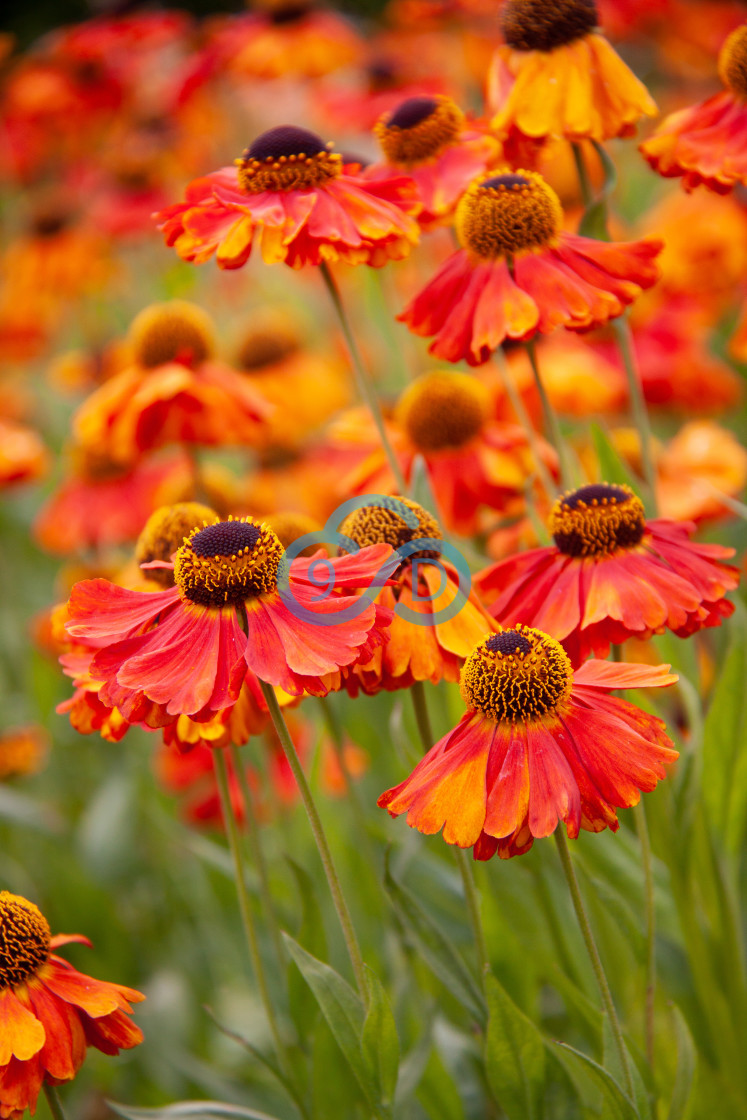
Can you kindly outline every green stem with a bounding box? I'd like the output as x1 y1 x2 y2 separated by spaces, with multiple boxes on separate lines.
260 679 369 1003
320 261 407 494
43 1085 66 1120
555 829 634 1098
229 743 286 982
525 339 573 491
411 681 489 989
495 348 557 502
212 749 291 1075
411 679 434 749
572 141 593 208
634 800 656 1072
612 317 658 514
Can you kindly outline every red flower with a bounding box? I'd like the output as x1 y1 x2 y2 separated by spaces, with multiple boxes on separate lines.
640 23 747 193
399 169 661 366
372 95 499 229
156 125 420 270
476 483 740 664
0 892 143 1119
65 516 396 718
379 626 678 859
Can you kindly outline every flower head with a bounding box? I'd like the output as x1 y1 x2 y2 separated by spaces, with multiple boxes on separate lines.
337 497 499 693
398 170 661 365
156 124 420 270
379 627 678 859
0 892 144 1118
489 0 657 142
65 515 397 713
135 501 219 587
640 21 747 193
476 482 740 663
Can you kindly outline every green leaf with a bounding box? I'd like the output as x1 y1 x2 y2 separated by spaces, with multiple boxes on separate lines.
108 1103 283 1120
416 1046 466 1120
552 1042 639 1120
384 857 486 1023
484 970 545 1120
701 607 747 852
666 1006 696 1120
282 933 377 1110
590 424 640 492
361 967 400 1112
286 857 327 1040
312 1016 365 1119
601 1016 651 1120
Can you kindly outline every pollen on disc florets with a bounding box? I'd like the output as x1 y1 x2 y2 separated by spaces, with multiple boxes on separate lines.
135 502 219 587
374 96 465 166
719 24 747 100
339 496 442 560
549 482 647 557
456 169 563 261
460 626 572 723
174 516 284 606
0 891 51 990
129 300 215 370
236 125 342 193
501 0 599 52
396 371 490 453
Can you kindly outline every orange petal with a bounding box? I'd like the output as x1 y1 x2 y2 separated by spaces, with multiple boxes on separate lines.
0 988 45 1064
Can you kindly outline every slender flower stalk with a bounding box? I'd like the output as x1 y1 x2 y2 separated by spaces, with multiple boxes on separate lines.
43 1085 67 1120
320 261 407 493
411 680 489 989
612 317 659 514
494 347 557 505
525 338 574 490
555 829 634 1097
260 679 369 1003
572 142 594 208
229 743 286 982
635 800 656 1071
212 749 294 1082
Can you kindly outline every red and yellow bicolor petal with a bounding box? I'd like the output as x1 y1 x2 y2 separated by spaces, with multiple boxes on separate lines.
489 34 657 143
399 233 661 366
640 91 747 194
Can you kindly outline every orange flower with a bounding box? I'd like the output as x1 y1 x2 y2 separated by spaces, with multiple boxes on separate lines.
156 125 420 270
72 302 270 464
233 310 351 450
640 22 747 193
379 627 678 859
0 892 143 1119
488 0 657 143
398 169 661 365
0 727 48 781
656 421 747 523
372 95 499 229
210 0 363 81
333 373 557 535
0 420 48 488
34 448 192 556
476 482 740 664
337 497 500 693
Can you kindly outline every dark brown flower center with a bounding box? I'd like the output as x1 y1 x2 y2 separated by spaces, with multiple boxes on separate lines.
0 892 51 990
339 497 442 560
395 371 489 452
375 95 464 166
461 626 572 723
129 301 214 369
236 126 341 192
501 0 599 53
549 483 646 557
135 502 218 587
719 24 747 100
456 169 562 260
174 517 284 606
